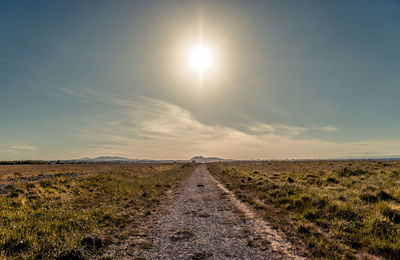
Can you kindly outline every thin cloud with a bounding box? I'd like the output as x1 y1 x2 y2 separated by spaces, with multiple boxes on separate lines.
11 145 36 151
7 145 37 154
70 96 400 160
319 126 338 132
248 123 338 136
56 87 87 99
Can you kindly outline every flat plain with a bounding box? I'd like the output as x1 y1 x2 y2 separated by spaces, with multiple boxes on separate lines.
2 160 400 259
0 163 195 259
208 160 400 259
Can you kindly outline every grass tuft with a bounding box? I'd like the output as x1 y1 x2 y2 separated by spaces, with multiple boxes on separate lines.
208 160 400 258
0 163 195 259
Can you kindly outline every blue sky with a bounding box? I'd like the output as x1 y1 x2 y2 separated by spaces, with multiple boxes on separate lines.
1 0 400 160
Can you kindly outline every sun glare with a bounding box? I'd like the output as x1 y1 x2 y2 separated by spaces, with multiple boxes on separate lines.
187 43 214 76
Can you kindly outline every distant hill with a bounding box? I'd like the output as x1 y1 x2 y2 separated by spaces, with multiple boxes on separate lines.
49 156 233 164
77 156 232 163
79 156 132 162
190 156 232 163
51 156 190 164
74 156 188 164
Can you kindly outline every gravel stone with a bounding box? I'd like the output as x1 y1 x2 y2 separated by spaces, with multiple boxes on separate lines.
141 165 281 259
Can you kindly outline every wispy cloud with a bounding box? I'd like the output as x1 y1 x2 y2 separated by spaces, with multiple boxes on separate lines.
7 145 37 154
248 123 338 136
56 87 87 99
68 95 400 160
11 145 36 151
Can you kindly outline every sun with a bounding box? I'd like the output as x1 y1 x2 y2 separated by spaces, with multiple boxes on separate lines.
187 43 214 76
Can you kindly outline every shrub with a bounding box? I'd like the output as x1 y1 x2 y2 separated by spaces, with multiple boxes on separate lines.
337 167 370 177
326 177 339 184
379 204 400 224
377 191 393 201
360 193 379 203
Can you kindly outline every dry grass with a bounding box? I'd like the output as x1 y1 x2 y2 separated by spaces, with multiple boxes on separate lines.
0 163 174 181
208 160 400 259
0 163 195 259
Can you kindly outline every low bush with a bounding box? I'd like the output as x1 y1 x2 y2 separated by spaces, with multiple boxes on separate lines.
208 160 400 258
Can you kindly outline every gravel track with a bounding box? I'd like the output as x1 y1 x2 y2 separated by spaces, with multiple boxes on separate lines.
137 165 302 259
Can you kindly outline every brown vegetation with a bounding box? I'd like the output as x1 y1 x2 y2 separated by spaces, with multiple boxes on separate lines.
208 160 400 259
0 163 195 259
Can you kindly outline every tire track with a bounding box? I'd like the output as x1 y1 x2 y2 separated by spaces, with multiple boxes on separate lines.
138 165 303 259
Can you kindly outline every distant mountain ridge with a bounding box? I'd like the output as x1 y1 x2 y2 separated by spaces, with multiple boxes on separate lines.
190 156 233 163
60 155 233 163
73 156 187 163
5 156 400 165
79 156 131 162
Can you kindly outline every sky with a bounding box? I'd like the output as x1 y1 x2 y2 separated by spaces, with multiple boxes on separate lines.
1 0 400 160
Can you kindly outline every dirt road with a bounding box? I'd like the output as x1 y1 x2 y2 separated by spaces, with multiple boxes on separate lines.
135 165 302 259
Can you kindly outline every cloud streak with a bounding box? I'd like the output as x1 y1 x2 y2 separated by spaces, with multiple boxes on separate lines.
7 145 37 154
70 95 400 160
248 123 338 136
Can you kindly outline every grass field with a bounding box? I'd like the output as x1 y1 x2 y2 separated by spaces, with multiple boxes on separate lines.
208 160 400 259
0 163 195 259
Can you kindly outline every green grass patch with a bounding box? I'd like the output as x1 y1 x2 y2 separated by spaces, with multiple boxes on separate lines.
208 160 400 259
0 163 194 259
